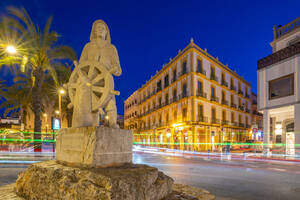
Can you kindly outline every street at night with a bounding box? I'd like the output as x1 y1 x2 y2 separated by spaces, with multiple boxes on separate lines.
1 150 300 200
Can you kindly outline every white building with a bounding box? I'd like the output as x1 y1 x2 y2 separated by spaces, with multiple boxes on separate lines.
257 17 300 156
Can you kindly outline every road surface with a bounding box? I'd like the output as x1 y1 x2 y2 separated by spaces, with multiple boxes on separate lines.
1 151 300 200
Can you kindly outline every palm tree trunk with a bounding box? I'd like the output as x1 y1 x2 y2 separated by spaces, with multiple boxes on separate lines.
32 68 44 152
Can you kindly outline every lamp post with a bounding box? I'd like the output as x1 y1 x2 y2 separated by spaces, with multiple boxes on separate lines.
58 88 65 127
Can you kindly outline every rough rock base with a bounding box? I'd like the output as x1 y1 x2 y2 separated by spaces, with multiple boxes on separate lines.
1 184 215 200
15 160 173 200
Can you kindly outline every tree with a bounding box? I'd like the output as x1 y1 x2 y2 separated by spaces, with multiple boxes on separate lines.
0 7 76 151
0 72 32 129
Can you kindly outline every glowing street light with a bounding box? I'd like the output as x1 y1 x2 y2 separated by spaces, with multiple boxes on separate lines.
59 88 65 95
55 110 60 115
6 45 17 54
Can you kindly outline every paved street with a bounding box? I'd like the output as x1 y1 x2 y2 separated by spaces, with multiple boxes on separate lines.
1 152 300 200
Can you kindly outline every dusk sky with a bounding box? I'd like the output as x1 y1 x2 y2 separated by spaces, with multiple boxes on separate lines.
0 0 299 114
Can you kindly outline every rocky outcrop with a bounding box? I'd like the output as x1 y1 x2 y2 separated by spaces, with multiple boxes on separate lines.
15 160 173 200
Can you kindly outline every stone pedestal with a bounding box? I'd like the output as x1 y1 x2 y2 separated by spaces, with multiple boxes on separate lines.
15 160 174 200
56 126 132 167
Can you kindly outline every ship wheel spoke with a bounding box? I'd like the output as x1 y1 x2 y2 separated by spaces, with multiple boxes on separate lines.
88 65 95 79
92 73 105 84
92 86 104 93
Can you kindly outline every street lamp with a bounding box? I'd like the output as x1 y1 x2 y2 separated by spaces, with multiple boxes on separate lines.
6 45 17 54
58 88 65 128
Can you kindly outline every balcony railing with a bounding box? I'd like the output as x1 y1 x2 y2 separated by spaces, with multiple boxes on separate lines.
230 85 236 91
239 123 245 128
222 120 229 125
196 69 206 76
245 108 250 113
211 118 220 124
221 80 228 87
258 40 300 69
210 96 219 103
238 90 244 95
196 91 207 98
210 75 218 82
273 17 300 39
178 93 188 99
238 106 244 111
197 116 208 123
229 122 238 126
221 99 228 106
178 70 189 77
245 94 250 99
172 77 177 83
230 103 237 108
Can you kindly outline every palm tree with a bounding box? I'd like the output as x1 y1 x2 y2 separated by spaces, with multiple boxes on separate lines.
0 73 32 128
0 7 76 151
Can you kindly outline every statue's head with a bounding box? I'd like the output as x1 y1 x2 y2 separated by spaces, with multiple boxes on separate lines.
90 20 111 43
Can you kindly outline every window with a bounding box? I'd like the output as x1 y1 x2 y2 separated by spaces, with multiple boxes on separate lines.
197 81 203 95
197 59 203 73
198 104 203 120
182 83 187 96
173 69 177 82
173 89 177 100
246 116 248 125
211 107 216 120
158 96 162 106
222 110 226 122
164 75 169 88
165 93 169 104
231 95 234 104
231 112 235 123
166 113 169 123
157 80 162 92
210 66 215 79
211 86 215 97
238 115 242 124
182 108 187 121
269 73 294 100
182 60 187 74
222 91 226 101
174 110 177 121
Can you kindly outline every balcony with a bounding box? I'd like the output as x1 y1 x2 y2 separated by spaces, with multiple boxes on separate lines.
211 118 220 124
238 106 244 111
230 85 236 91
210 96 219 103
178 70 189 77
210 75 218 82
230 103 237 108
245 94 250 99
196 69 206 76
221 99 228 106
172 77 177 83
230 122 238 126
196 91 207 98
238 90 244 95
178 93 188 99
239 123 245 128
221 80 228 87
245 108 250 113
245 124 250 128
222 120 229 125
197 116 208 122
170 96 178 104
258 40 300 70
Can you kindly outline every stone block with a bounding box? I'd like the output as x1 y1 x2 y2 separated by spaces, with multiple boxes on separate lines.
15 160 174 200
56 126 132 167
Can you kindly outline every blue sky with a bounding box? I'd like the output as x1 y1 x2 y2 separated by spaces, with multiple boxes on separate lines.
0 0 299 114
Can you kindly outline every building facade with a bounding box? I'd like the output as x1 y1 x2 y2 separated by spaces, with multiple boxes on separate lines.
257 17 300 155
125 40 252 151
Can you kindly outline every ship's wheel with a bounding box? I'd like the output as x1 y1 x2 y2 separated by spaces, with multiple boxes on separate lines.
68 60 115 112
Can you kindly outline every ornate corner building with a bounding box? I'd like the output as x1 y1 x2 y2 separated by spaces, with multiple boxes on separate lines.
258 17 300 155
125 41 252 151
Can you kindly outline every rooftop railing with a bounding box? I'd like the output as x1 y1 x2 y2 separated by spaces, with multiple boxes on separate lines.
274 17 300 40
